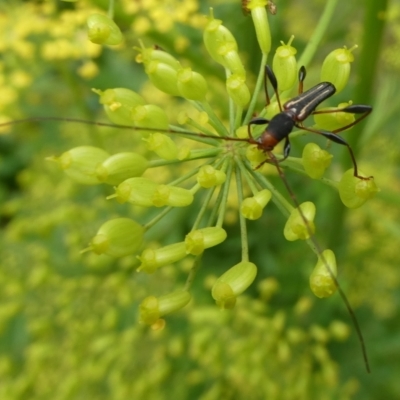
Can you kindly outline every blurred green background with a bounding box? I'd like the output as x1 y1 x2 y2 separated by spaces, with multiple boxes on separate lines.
0 0 399 399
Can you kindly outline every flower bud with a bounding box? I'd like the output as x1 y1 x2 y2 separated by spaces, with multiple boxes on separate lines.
87 14 123 46
265 99 286 120
139 290 191 325
309 249 337 298
145 61 180 96
272 35 297 91
131 104 169 131
302 143 333 179
152 185 194 207
197 165 226 188
88 218 144 257
143 133 178 160
185 227 227 255
226 74 250 108
313 102 355 131
212 261 257 309
240 189 272 220
221 48 246 78
138 47 181 70
245 145 266 167
320 46 357 94
203 16 238 67
92 88 145 125
338 169 379 208
112 177 157 206
247 0 272 55
284 202 316 241
51 146 109 185
177 68 208 101
137 242 187 273
96 152 149 185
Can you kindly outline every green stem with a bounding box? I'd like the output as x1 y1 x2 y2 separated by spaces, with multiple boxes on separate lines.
244 53 268 125
108 0 115 19
297 0 338 68
234 164 249 262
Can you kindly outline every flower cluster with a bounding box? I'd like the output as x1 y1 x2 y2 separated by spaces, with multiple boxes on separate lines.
41 0 381 331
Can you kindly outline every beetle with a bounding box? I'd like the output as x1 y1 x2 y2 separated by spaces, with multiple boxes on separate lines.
246 65 372 179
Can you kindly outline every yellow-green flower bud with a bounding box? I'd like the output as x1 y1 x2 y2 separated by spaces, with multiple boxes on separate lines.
92 88 145 125
132 104 169 131
87 14 123 46
139 290 191 325
338 169 379 208
246 145 266 167
137 242 187 273
143 133 178 160
177 68 208 101
265 99 285 120
226 74 250 108
96 152 149 185
221 49 246 78
212 261 257 309
53 146 109 185
152 185 194 207
197 165 226 188
139 47 181 70
284 201 316 241
235 125 249 139
247 0 271 55
145 61 180 96
240 189 272 220
89 218 144 257
203 17 238 67
302 143 333 179
272 36 297 91
113 177 157 206
313 102 355 131
320 46 357 94
185 227 227 255
309 249 337 298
